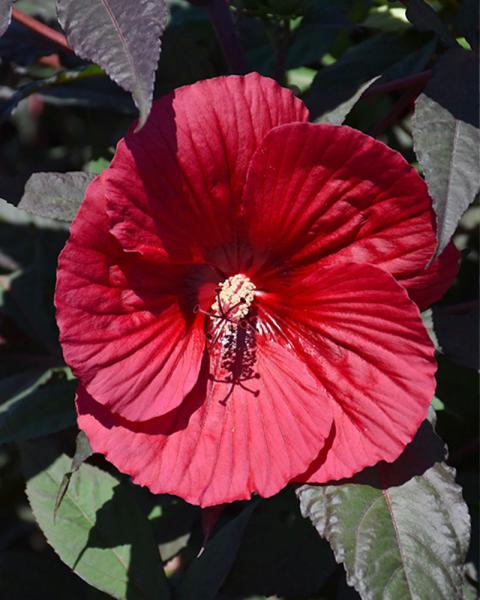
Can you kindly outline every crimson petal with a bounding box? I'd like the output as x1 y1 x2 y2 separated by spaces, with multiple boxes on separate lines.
105 73 309 264
77 338 333 507
242 122 458 308
258 262 436 482
55 176 205 422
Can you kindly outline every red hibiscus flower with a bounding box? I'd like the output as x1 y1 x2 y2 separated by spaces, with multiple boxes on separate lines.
55 73 458 507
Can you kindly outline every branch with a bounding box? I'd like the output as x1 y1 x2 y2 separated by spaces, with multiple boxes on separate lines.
12 7 73 54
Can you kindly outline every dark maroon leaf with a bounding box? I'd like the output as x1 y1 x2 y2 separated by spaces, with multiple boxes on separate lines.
432 304 479 370
317 76 380 125
222 489 336 598
305 33 434 121
0 0 12 38
18 171 95 222
286 4 350 70
179 501 258 600
0 21 60 65
298 419 471 599
56 0 168 129
456 0 479 49
413 48 480 259
404 0 455 46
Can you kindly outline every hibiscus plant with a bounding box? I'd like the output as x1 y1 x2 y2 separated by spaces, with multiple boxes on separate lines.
0 1 478 599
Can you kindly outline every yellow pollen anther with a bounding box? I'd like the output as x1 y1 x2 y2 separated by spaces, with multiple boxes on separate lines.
211 274 256 321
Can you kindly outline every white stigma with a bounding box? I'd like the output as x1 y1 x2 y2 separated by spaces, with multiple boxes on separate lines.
211 274 256 321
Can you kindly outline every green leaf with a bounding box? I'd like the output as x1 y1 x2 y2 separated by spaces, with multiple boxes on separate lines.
0 370 76 444
456 0 479 49
286 4 348 69
305 33 433 120
22 443 171 599
55 430 93 519
147 497 198 564
56 0 168 129
4 268 60 354
0 215 67 353
18 171 96 223
287 66 316 93
0 549 94 599
84 157 111 175
404 0 455 47
431 396 445 412
316 75 380 125
13 0 57 20
178 501 258 600
297 421 470 599
413 48 480 258
0 368 51 404
361 6 410 33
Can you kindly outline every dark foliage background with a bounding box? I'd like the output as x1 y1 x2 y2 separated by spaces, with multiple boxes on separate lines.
0 1 478 599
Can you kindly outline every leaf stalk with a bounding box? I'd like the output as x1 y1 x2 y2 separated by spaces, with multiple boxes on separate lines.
12 7 73 54
365 69 432 98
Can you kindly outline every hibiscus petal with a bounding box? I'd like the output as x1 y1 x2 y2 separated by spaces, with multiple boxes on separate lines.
55 175 205 422
242 122 458 308
76 337 333 507
105 73 309 264
258 262 436 482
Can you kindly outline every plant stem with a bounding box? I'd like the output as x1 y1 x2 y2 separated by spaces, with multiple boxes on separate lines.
273 19 291 85
370 82 424 137
364 69 432 98
207 0 247 74
12 7 73 54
